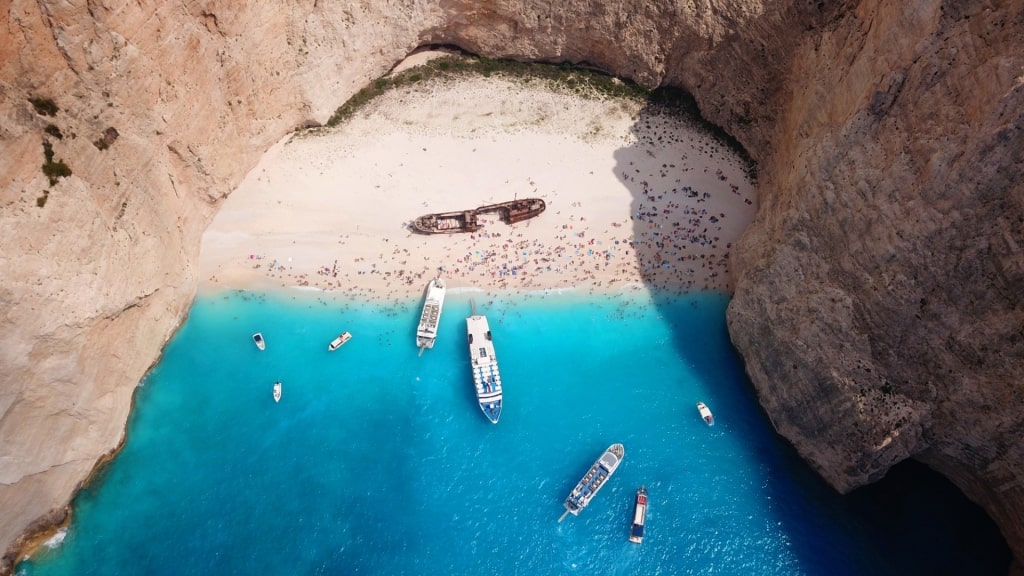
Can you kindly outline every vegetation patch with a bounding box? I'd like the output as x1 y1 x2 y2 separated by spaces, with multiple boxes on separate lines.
325 55 652 128
44 124 64 140
320 53 755 177
29 97 59 117
41 141 72 186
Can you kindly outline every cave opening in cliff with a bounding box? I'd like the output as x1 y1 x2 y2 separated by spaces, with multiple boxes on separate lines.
847 458 1011 574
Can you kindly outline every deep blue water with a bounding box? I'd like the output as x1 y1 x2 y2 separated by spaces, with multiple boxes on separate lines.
17 290 1008 575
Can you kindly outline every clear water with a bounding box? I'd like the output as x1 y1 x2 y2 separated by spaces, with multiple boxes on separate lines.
17 290 1007 575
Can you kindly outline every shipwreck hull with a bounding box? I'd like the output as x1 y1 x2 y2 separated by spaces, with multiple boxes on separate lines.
411 198 545 234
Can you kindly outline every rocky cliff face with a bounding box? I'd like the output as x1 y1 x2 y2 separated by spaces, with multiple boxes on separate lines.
1 0 1021 572
727 0 1024 567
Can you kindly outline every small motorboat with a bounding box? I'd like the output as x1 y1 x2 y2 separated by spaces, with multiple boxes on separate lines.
252 332 266 351
328 331 352 351
697 401 714 426
273 381 282 403
629 486 648 544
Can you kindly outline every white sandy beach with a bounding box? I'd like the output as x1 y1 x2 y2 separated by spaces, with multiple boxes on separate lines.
199 61 757 302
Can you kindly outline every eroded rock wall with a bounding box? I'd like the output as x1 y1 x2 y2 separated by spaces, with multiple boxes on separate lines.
727 0 1024 565
1 0 1021 572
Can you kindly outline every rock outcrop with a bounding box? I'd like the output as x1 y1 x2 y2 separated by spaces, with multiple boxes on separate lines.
727 0 1024 567
1 0 1021 572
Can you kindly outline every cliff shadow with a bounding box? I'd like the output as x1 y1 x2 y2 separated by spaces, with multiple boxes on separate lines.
610 88 757 296
611 88 1009 575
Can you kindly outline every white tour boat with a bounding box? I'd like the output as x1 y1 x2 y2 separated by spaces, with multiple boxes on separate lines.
466 302 502 424
559 443 625 521
416 276 447 354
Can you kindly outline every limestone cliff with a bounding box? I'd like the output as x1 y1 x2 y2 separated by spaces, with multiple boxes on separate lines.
727 0 1024 564
1 0 1021 572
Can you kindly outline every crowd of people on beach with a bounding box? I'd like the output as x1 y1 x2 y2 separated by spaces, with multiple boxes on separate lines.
209 106 756 303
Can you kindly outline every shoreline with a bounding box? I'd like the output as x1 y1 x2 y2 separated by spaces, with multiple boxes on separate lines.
194 280 721 312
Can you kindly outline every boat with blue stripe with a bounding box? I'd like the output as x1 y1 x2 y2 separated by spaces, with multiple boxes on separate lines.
466 303 502 424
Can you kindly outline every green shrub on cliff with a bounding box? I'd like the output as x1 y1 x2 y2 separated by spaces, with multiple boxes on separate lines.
41 141 72 186
325 55 652 128
44 124 63 140
29 97 59 117
317 54 753 178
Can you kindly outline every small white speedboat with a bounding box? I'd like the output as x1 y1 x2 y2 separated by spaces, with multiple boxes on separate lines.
252 332 266 351
273 381 282 403
328 331 352 351
697 401 714 426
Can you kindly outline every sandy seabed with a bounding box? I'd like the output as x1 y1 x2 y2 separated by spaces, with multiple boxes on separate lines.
199 63 757 304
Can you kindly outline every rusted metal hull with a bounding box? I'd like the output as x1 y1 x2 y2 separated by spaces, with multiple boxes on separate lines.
411 198 546 234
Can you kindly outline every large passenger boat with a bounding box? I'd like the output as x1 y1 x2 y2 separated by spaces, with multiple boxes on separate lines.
412 198 546 234
416 276 446 354
559 443 625 521
466 304 502 423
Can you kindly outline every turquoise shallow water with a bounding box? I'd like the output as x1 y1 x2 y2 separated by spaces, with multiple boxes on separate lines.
18 290 1007 575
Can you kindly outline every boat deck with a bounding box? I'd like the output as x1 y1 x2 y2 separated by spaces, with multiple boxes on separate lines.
416 279 445 340
630 487 648 543
467 314 502 423
563 444 624 517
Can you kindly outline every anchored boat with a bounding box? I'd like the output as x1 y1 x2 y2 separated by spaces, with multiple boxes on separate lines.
416 276 446 354
328 332 352 351
559 443 625 521
629 486 648 543
412 198 546 234
697 401 714 426
273 381 282 403
466 302 502 423
252 332 265 351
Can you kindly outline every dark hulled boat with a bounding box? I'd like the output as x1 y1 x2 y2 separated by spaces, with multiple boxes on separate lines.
629 486 648 543
498 197 546 224
411 198 545 234
412 210 480 234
